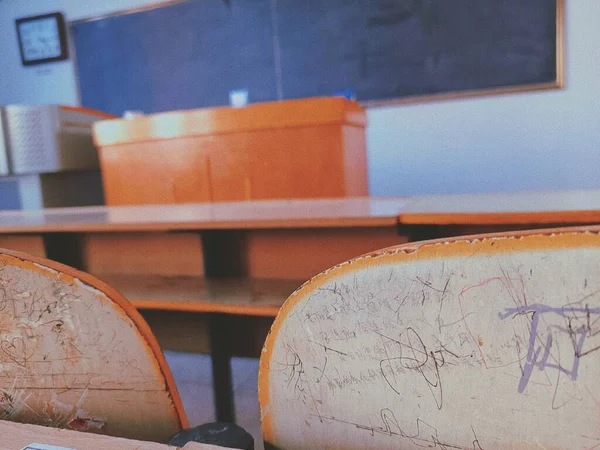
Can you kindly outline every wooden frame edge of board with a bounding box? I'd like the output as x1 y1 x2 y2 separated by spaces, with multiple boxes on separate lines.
364 0 565 109
0 247 189 431
257 224 600 444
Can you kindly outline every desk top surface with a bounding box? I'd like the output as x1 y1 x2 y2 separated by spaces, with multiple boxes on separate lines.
106 274 299 317
0 419 221 450
2 190 600 233
398 189 600 225
0 198 407 233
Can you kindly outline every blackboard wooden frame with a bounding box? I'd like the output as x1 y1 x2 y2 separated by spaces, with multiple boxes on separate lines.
70 0 565 111
361 0 565 107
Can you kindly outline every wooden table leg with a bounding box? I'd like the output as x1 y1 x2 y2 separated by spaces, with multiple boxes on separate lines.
209 313 235 423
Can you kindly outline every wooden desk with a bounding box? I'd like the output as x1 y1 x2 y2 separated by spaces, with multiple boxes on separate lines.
3 191 600 315
106 275 300 317
3 191 599 424
0 197 408 424
0 197 403 232
0 420 221 450
398 189 600 238
399 189 600 225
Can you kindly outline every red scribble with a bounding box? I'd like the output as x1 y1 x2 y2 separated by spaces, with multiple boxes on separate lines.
458 277 513 369
458 275 532 370
68 417 89 431
68 416 105 431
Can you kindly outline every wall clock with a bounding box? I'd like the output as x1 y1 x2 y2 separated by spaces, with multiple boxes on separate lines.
16 12 69 66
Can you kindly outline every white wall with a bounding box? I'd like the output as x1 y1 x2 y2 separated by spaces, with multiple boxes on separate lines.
0 0 172 105
368 1 600 195
0 0 598 196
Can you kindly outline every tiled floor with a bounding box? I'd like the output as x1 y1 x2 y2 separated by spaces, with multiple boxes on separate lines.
164 351 264 450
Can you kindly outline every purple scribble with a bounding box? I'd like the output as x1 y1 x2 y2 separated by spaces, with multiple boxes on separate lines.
498 304 600 393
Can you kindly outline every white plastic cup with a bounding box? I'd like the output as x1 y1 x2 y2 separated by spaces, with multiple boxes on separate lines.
123 110 144 119
229 89 249 108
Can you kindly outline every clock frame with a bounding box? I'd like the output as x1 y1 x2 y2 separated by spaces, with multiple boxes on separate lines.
15 12 69 66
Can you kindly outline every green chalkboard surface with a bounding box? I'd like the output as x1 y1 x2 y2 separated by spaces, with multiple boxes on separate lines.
72 0 562 115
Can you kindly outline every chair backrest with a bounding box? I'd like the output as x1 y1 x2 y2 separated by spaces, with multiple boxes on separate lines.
0 248 187 443
259 227 600 449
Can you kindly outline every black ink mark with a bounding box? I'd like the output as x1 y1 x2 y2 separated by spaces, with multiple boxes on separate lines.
309 340 348 356
414 276 446 293
471 425 484 450
313 408 466 449
376 327 446 410
314 356 328 383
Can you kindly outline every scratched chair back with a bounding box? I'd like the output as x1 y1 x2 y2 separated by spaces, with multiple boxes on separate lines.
0 249 187 442
259 227 600 449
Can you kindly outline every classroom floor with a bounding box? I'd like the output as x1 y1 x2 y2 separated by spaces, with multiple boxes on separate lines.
164 351 264 450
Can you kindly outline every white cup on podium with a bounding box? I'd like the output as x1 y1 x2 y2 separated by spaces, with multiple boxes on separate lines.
123 110 144 119
229 89 249 108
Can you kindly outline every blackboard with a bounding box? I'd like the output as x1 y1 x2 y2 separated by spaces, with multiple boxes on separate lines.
72 0 562 115
72 0 277 115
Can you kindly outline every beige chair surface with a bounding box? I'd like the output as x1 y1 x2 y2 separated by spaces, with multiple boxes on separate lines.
0 248 187 443
259 227 600 449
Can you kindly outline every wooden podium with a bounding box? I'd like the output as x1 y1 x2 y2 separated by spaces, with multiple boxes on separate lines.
93 97 368 206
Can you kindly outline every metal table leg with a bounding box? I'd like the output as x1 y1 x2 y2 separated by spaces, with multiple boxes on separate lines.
209 313 235 423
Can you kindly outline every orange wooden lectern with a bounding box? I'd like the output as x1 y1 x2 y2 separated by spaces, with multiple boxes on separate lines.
93 97 368 206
